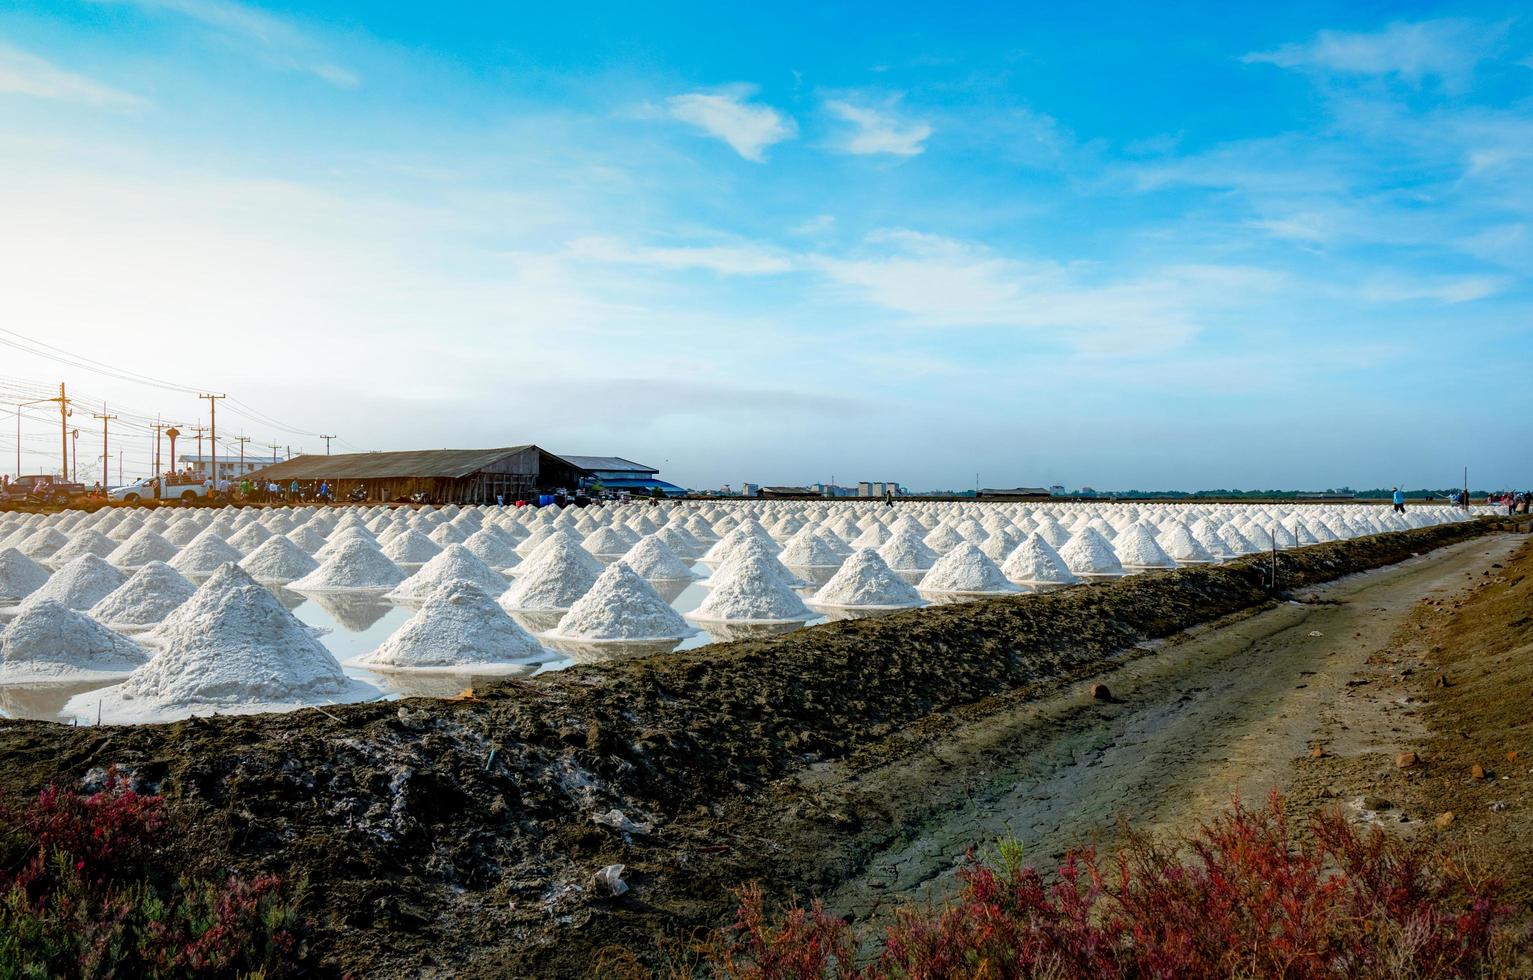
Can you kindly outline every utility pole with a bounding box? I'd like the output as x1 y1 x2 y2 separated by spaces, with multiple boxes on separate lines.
267 442 281 468
237 435 250 479
71 429 78 479
58 383 70 481
91 407 118 490
152 418 165 477
321 434 336 455
192 425 207 477
199 393 225 487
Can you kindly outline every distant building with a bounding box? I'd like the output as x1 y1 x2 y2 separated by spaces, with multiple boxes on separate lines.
811 483 854 497
1049 484 1067 496
561 455 686 497
740 483 760 498
857 481 902 497
179 454 283 481
245 446 586 504
978 487 1053 500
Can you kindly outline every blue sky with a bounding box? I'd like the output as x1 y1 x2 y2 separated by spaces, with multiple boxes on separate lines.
1 1 1529 491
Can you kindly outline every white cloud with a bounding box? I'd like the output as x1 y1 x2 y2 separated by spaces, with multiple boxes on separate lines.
91 0 360 87
0 43 148 109
664 85 796 161
1244 19 1501 88
1358 275 1505 304
809 231 1281 354
566 236 793 275
824 97 932 156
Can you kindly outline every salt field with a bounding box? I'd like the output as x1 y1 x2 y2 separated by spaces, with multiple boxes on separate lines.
0 499 1490 725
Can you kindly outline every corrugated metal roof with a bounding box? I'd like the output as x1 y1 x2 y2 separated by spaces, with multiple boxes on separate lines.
245 446 582 481
561 455 658 474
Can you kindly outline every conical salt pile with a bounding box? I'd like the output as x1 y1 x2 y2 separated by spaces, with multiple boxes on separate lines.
1157 523 1214 564
48 530 119 566
979 528 1019 562
286 525 329 553
387 544 508 602
170 532 245 575
849 523 890 549
878 527 939 571
290 537 407 591
356 580 548 672
689 552 812 623
382 529 442 564
550 561 695 642
238 535 321 583
581 525 636 558
17 527 69 560
918 542 1019 595
462 527 522 570
0 548 50 605
706 536 805 589
88 562 197 631
499 535 600 612
778 528 844 568
74 565 367 723
1001 533 1079 587
620 535 697 581
0 599 149 682
163 520 204 547
22 554 126 611
1113 523 1178 571
1058 527 1125 579
810 549 924 609
107 527 179 568
922 522 965 553
225 522 272 553
654 524 702 557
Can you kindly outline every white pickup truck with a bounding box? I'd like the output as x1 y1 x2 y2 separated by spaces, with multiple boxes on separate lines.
108 475 214 503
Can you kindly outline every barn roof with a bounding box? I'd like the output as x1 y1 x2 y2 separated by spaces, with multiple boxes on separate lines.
559 455 658 474
245 446 584 482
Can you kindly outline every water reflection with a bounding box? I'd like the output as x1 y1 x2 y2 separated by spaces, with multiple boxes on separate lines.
510 610 564 635
0 679 117 721
697 620 808 643
646 579 691 604
357 668 538 698
299 591 395 631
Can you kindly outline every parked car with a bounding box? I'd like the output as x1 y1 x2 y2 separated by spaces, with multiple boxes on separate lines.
107 475 213 504
2 474 88 505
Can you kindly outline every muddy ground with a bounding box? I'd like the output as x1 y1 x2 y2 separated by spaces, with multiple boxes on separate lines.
0 518 1525 977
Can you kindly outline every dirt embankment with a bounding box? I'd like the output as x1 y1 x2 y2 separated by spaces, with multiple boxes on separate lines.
0 519 1505 976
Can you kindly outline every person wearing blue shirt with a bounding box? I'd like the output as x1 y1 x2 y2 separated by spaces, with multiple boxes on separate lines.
1391 487 1405 514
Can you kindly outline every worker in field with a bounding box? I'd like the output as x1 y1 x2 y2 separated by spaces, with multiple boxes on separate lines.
1391 487 1405 514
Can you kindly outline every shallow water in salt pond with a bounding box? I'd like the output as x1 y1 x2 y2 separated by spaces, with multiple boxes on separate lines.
0 559 935 724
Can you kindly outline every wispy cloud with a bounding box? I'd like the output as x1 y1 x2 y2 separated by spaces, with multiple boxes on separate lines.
92 0 359 87
824 96 932 156
664 84 796 161
0 42 148 109
1243 19 1502 88
1358 275 1506 304
565 235 793 275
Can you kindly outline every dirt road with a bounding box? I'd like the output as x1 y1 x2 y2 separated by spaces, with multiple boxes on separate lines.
788 533 1527 926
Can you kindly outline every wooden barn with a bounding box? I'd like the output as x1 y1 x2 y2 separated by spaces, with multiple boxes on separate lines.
245 446 587 504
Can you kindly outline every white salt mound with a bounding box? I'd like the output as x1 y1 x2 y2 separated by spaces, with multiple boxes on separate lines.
778 530 844 568
0 599 149 682
49 530 119 565
88 561 196 631
238 535 321 583
1157 523 1215 564
918 542 1020 595
387 544 507 602
1058 527 1125 578
619 536 697 581
1001 534 1079 586
74 565 367 722
357 580 547 672
1113 523 1178 570
0 548 50 604
382 529 443 564
877 528 939 571
289 538 407 591
810 549 924 609
461 527 521 570
499 536 600 612
21 554 126 612
107 527 179 568
170 533 246 575
689 553 812 623
550 561 695 642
